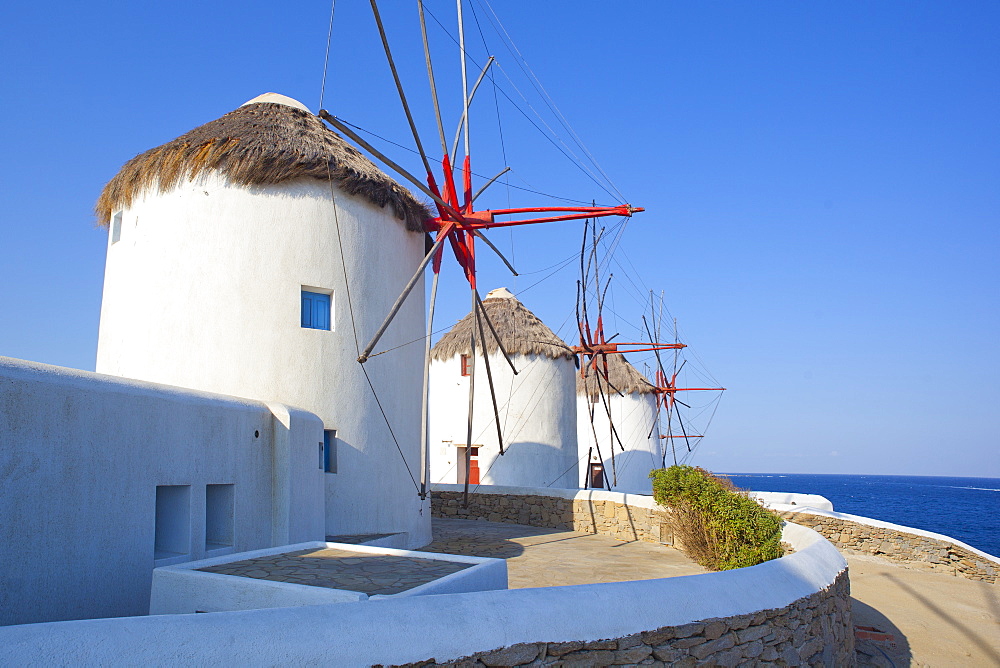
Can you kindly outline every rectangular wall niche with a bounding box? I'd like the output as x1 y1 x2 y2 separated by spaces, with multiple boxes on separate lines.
323 430 337 474
205 484 235 551
154 485 191 560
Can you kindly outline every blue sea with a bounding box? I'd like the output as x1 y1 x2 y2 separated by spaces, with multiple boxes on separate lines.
718 473 1000 558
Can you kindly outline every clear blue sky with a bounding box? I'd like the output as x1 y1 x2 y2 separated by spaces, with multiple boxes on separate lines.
1 1 997 477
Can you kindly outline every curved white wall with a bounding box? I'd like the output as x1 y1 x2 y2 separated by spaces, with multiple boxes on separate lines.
0 514 847 666
96 173 430 547
428 353 578 488
577 391 660 493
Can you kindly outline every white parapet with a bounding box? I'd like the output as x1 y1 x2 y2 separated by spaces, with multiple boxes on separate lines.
750 491 835 512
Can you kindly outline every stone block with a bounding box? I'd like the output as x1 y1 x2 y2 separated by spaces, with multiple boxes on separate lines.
617 634 643 650
558 650 616 667
736 625 770 644
688 633 734 660
710 648 743 667
777 645 801 666
742 639 764 659
796 637 822 662
478 644 541 667
612 645 652 664
727 614 754 631
582 640 617 651
703 621 728 640
673 637 707 650
651 646 681 662
672 622 705 638
641 629 675 646
545 642 583 657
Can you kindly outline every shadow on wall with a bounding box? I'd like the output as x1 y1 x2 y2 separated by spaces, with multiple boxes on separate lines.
851 599 912 667
483 441 578 488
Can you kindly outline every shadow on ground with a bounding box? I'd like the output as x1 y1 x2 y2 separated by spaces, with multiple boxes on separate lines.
852 598 912 667
420 519 538 559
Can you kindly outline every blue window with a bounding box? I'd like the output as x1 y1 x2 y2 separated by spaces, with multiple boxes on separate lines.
301 290 331 330
323 430 337 474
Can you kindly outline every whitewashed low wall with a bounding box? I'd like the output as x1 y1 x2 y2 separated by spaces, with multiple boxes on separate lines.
150 541 507 614
0 357 325 626
751 491 835 512
0 492 849 666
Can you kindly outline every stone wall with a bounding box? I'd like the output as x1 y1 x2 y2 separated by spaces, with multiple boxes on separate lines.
430 487 854 667
432 490 670 544
777 509 997 584
392 572 854 667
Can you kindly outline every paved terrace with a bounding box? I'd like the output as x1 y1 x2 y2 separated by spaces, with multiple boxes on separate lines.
421 518 707 588
198 519 706 597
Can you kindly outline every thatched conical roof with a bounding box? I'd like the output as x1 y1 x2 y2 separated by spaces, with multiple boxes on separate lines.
96 93 431 230
577 352 656 398
431 287 573 361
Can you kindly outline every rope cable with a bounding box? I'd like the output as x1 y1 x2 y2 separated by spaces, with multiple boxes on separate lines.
475 0 628 203
419 4 622 203
326 165 419 493
335 117 602 207
318 0 338 110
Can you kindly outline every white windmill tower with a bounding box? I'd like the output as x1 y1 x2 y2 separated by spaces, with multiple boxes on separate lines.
428 288 579 489
576 354 661 493
95 93 432 548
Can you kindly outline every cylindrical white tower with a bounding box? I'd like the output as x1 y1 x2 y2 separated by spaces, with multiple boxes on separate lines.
577 353 661 494
428 288 578 489
95 93 432 548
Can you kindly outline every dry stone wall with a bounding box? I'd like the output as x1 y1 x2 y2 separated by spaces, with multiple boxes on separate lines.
432 490 670 544
430 488 854 667
777 509 997 583
389 572 853 667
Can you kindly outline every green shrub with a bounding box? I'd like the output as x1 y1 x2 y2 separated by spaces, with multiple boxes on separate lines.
649 465 783 570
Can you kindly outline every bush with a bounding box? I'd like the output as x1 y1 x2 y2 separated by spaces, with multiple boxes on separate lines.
650 465 783 570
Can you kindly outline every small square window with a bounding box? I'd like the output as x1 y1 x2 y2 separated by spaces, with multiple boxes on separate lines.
301 290 332 330
323 430 337 474
111 212 123 244
460 354 470 376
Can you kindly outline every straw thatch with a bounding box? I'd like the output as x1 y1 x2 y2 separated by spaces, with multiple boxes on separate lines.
431 288 574 362
577 352 656 398
95 100 431 230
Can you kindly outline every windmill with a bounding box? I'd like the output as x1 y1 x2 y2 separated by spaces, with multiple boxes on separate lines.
572 218 685 491
318 1 643 504
642 303 726 468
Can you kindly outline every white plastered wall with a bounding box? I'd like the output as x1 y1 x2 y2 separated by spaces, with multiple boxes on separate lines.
577 391 661 494
428 352 578 488
95 173 430 547
0 356 324 626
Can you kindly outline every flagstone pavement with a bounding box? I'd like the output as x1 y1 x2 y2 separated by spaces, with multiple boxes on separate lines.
198 547 471 596
198 518 706 597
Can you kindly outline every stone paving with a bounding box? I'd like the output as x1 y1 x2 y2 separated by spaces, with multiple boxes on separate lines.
422 518 706 588
198 548 470 596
